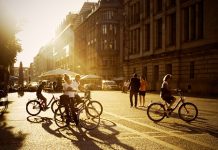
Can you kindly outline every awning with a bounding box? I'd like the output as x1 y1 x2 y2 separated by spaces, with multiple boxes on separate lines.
39 68 78 78
80 74 102 80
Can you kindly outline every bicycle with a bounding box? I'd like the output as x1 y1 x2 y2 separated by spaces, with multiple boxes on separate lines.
26 93 60 116
54 91 102 130
81 90 103 117
0 90 8 116
147 90 198 122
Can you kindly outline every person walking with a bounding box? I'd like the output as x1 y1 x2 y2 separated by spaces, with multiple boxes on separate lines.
128 73 140 108
139 76 149 107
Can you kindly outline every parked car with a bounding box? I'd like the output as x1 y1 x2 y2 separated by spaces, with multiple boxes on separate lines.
84 83 102 90
27 82 38 92
102 80 119 90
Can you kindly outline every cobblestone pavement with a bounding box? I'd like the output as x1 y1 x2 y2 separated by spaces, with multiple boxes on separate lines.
0 91 218 150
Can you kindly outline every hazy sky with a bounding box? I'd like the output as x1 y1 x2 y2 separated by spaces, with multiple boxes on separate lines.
1 0 98 67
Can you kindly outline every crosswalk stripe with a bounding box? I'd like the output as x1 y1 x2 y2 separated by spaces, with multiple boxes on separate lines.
104 111 215 150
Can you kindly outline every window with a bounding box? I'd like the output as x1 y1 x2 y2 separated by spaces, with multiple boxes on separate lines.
130 2 140 25
142 66 147 79
190 5 196 40
165 64 172 74
168 13 176 46
167 0 176 8
133 68 136 73
114 39 117 50
197 1 204 39
102 25 107 34
145 0 150 17
137 28 140 53
183 7 189 42
154 65 159 81
130 28 140 54
144 24 150 51
63 45 69 57
114 25 117 35
183 1 204 42
190 61 194 79
156 0 163 13
109 24 113 30
156 18 162 49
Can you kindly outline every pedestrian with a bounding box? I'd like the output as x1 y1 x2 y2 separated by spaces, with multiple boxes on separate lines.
52 81 57 92
139 76 149 107
122 80 128 93
128 73 140 108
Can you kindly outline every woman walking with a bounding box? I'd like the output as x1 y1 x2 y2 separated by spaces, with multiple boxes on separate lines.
139 76 148 107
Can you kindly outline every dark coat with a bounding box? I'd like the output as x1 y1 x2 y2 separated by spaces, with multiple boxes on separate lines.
129 77 140 92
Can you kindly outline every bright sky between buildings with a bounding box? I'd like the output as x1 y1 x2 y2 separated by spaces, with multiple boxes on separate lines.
0 0 98 67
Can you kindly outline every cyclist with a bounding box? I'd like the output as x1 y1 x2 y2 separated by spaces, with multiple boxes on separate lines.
62 74 80 126
36 81 47 110
160 74 177 111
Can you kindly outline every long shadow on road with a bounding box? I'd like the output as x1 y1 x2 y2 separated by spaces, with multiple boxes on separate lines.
27 116 134 150
56 118 134 150
0 112 27 150
157 120 218 138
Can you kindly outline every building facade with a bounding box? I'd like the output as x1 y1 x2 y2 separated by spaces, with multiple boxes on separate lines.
123 0 218 95
74 0 123 79
32 42 54 80
53 13 78 71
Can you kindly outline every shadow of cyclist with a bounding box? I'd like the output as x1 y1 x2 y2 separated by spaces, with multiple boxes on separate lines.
26 116 62 138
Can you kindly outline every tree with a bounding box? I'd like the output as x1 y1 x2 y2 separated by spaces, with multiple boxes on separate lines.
18 62 24 87
0 7 22 67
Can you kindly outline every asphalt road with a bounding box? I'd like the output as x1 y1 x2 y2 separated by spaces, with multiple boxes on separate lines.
0 91 218 150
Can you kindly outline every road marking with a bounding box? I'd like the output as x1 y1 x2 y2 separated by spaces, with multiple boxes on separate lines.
115 121 184 150
104 111 216 150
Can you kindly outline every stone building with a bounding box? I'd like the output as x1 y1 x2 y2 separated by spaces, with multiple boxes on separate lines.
123 0 218 95
74 0 123 79
33 43 53 80
53 13 78 71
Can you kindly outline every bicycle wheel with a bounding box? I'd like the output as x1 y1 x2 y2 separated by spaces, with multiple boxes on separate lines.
178 102 198 122
147 103 166 122
86 101 103 117
78 107 100 130
54 106 67 128
26 100 41 116
51 99 60 113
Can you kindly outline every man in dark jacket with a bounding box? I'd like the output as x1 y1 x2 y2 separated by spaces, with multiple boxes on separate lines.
128 73 140 107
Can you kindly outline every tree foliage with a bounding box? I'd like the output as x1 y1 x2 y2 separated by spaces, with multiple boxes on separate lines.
0 8 22 67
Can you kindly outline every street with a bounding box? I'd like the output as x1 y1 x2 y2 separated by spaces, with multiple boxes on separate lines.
0 91 218 150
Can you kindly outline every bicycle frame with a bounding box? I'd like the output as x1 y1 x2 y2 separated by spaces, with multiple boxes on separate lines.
46 95 56 106
164 91 185 112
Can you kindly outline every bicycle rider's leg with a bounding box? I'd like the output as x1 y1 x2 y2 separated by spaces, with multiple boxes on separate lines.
168 96 176 109
37 94 47 107
41 96 47 107
75 94 83 104
70 98 79 126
